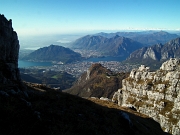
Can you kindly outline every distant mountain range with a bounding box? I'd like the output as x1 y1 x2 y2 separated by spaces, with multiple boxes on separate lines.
21 45 82 63
71 35 144 57
95 31 179 46
20 31 180 66
126 37 180 69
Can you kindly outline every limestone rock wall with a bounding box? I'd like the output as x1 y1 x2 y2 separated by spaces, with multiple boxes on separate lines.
0 14 20 85
112 58 180 135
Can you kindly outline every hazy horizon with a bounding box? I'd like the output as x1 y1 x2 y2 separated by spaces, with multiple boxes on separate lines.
1 0 180 49
18 29 180 50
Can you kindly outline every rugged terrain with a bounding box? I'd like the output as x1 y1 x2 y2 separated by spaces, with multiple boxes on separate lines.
0 14 169 135
126 37 180 69
65 63 129 98
1 82 169 135
112 58 180 135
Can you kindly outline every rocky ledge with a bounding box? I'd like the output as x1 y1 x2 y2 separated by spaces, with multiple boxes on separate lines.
112 58 180 135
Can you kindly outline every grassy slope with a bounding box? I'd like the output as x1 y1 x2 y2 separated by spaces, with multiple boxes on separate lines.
0 83 168 135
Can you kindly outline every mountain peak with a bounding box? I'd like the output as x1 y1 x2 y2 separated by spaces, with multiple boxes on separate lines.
71 34 144 57
88 63 111 76
153 30 169 35
65 63 129 98
114 34 120 38
126 37 180 69
167 37 180 44
21 45 82 63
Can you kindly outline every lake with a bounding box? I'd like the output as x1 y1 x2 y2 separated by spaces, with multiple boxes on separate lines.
18 56 125 68
18 60 52 68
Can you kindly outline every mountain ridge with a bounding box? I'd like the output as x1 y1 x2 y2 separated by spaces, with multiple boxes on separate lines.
126 37 180 69
71 35 144 57
96 31 179 46
21 44 82 63
112 58 180 134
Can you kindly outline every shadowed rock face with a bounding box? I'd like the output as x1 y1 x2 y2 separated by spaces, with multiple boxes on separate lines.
0 14 20 85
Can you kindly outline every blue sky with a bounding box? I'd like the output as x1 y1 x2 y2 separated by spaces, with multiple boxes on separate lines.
1 0 180 37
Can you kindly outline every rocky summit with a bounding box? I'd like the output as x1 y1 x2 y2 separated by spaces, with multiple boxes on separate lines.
0 14 21 87
112 58 180 135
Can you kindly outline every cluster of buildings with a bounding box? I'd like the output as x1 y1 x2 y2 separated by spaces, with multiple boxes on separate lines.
47 61 139 77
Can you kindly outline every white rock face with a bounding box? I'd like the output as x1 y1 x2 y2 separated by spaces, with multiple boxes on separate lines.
112 58 180 135
143 48 157 60
86 69 90 80
160 58 180 71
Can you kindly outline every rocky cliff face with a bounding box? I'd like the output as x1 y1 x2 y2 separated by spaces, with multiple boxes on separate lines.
112 58 180 135
0 14 20 87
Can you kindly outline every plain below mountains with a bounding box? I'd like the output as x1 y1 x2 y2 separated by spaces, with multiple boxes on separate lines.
21 45 82 63
70 35 144 57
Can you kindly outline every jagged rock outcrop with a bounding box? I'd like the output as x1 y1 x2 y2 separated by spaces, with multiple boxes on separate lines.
126 37 180 70
0 14 21 86
112 58 180 135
